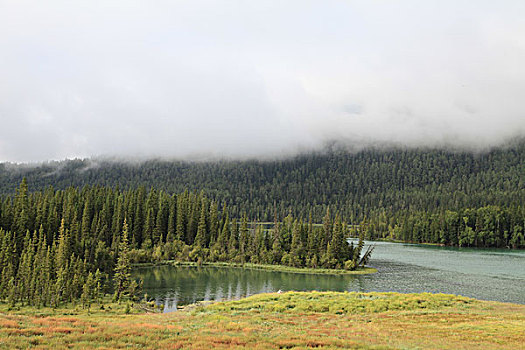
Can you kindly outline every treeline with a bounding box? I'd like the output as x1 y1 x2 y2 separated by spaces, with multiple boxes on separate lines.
1 143 524 224
0 181 370 307
365 205 525 248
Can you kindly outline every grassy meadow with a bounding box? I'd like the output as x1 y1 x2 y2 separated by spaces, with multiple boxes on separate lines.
1 291 524 349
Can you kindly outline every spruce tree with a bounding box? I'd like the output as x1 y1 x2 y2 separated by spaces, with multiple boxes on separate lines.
228 219 239 258
194 202 207 248
208 201 219 246
326 214 345 268
239 214 249 261
176 193 186 242
271 222 283 264
290 220 303 267
81 272 96 309
166 198 176 243
321 207 332 254
114 219 131 302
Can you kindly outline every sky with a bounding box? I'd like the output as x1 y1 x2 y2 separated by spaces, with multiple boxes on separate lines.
1 0 525 162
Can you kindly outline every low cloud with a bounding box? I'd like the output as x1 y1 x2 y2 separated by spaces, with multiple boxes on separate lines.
1 1 525 162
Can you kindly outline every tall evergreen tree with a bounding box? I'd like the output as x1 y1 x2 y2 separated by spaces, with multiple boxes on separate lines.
114 219 131 302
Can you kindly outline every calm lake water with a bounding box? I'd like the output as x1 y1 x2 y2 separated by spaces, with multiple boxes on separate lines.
132 241 525 312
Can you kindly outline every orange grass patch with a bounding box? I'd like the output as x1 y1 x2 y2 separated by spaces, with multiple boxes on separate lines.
31 316 87 327
3 328 43 337
129 322 167 330
165 324 183 331
0 319 19 328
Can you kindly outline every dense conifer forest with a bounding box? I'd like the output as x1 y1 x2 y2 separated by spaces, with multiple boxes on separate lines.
1 143 524 248
0 180 369 307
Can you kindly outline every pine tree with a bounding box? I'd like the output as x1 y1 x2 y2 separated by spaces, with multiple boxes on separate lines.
194 201 207 248
306 212 318 264
326 214 345 268
94 269 103 304
287 220 300 267
228 219 239 258
321 207 332 254
239 214 249 261
153 196 168 245
114 219 131 302
212 213 229 261
55 219 70 272
271 222 283 264
166 197 176 243
0 229 16 297
132 186 146 248
208 201 219 246
252 224 266 264
176 193 186 242
14 178 30 248
17 231 34 304
81 196 93 238
81 271 96 309
352 219 367 264
143 208 155 249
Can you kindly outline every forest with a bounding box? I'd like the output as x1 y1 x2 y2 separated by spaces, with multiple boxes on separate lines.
1 142 524 248
0 180 370 308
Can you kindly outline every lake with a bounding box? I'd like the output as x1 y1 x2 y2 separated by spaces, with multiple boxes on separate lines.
132 241 525 312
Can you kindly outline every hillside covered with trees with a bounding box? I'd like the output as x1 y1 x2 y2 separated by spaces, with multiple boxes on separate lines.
1 142 524 248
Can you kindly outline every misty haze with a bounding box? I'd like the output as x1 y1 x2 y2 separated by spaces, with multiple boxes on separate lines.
1 1 525 162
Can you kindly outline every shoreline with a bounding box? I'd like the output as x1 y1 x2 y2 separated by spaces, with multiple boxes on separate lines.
132 260 378 275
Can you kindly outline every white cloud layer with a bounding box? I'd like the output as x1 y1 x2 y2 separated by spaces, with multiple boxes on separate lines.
1 0 525 161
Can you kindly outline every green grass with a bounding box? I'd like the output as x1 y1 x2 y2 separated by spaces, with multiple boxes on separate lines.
168 261 377 275
203 291 473 314
0 296 158 318
1 292 524 349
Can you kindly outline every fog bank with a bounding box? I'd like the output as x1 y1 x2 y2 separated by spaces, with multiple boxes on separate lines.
1 1 525 162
